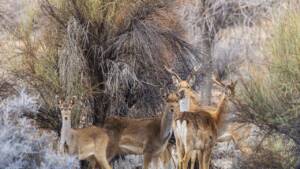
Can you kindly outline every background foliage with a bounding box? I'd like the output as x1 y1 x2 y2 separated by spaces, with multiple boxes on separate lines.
235 5 300 167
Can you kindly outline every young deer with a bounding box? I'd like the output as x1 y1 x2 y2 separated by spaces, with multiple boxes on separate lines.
103 91 179 169
58 98 112 169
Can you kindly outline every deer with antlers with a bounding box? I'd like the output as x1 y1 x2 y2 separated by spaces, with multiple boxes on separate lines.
165 66 237 169
58 97 112 169
165 67 253 155
102 90 179 169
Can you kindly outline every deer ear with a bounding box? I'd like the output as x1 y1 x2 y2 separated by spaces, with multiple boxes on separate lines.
55 95 60 103
172 75 180 87
188 74 196 86
160 88 168 99
187 66 200 86
58 99 63 106
70 96 77 106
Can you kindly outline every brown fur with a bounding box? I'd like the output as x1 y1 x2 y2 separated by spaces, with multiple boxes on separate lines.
174 76 237 132
103 93 178 169
173 108 217 169
176 111 217 134
67 127 111 163
176 80 228 129
171 75 238 169
159 143 175 167
59 99 112 169
165 69 232 169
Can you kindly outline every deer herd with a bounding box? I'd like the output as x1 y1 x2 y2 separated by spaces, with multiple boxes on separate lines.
58 66 245 169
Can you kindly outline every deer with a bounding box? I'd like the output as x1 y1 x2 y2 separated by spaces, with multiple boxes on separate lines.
172 89 218 169
58 97 112 169
165 66 237 169
210 75 253 154
102 90 179 169
166 68 252 154
164 66 218 119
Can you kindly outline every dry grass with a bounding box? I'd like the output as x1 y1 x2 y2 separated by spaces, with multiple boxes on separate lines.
0 0 201 132
234 2 300 167
39 0 201 122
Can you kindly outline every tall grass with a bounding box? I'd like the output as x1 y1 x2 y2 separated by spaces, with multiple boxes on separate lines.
237 5 300 167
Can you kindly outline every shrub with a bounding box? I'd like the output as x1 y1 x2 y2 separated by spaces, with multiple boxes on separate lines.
0 89 79 169
236 4 300 167
7 0 201 130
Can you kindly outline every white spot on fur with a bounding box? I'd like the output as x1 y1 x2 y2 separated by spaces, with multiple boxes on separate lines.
175 120 188 147
179 97 190 112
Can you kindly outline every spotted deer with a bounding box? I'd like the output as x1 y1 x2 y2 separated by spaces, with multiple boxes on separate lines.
58 97 112 169
103 91 179 169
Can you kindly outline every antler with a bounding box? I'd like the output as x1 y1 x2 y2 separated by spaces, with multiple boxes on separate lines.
164 66 181 81
187 65 201 81
212 73 226 88
212 73 237 96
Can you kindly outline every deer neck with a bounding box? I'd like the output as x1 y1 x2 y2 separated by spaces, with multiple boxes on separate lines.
216 94 227 113
215 94 228 128
160 106 175 143
61 119 72 144
179 96 190 112
62 118 72 129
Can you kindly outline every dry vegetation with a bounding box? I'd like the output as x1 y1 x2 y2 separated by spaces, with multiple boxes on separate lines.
2 0 202 131
0 0 300 169
234 2 300 168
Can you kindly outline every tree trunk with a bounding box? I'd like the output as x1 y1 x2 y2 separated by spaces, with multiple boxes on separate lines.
201 30 213 105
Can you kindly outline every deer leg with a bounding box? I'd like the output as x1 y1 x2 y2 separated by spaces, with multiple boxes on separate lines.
94 146 111 169
143 153 152 169
95 154 112 169
159 146 171 168
176 141 184 169
201 149 212 169
152 156 160 169
197 150 203 169
190 151 197 169
182 151 191 169
93 158 101 169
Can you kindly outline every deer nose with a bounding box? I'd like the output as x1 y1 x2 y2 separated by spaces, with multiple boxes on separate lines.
64 117 68 120
170 108 174 112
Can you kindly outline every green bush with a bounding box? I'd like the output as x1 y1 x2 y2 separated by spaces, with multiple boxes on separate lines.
237 7 300 168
